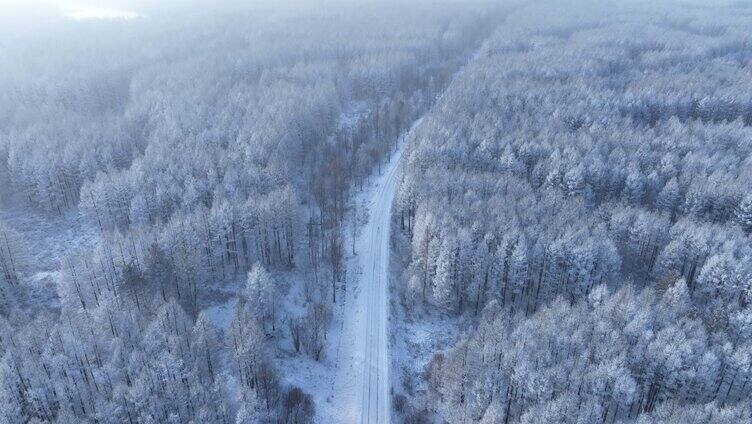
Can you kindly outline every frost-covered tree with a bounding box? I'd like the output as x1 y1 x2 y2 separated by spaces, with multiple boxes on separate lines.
245 263 277 333
736 194 752 234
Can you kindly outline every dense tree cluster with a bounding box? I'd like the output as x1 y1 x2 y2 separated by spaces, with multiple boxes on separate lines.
394 0 752 421
0 220 25 315
0 2 500 421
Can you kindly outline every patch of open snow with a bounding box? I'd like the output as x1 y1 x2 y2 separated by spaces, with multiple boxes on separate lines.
0 190 99 309
203 298 238 331
390 296 464 404
0 201 98 275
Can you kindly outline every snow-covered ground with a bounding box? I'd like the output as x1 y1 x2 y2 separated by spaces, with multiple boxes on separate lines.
0 188 99 310
0 193 98 275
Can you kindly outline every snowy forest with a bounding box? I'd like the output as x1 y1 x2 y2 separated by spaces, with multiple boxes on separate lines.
1 0 751 423
0 1 499 421
392 0 752 423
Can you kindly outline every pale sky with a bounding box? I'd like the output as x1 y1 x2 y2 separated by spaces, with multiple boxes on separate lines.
0 0 399 30
0 0 317 20
0 0 143 19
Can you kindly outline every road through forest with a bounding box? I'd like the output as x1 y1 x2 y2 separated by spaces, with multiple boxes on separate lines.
357 140 405 424
355 139 404 424
330 126 412 424
328 46 481 422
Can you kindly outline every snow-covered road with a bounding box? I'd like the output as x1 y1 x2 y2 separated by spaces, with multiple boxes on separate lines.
357 144 403 424
330 137 407 423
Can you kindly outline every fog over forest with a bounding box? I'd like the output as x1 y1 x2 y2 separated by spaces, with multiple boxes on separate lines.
1 0 751 423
